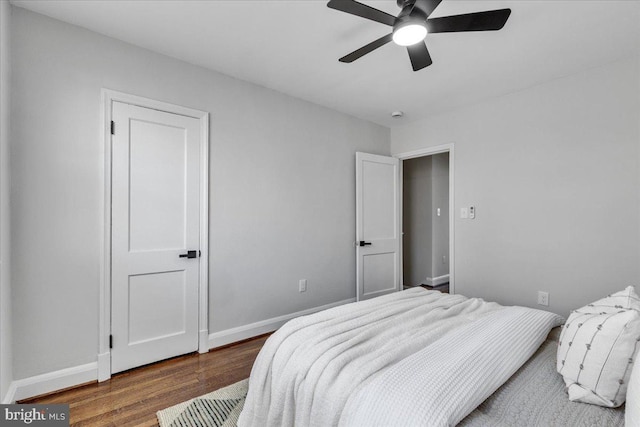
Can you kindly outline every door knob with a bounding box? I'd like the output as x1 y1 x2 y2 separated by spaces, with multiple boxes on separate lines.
179 250 198 259
359 241 372 247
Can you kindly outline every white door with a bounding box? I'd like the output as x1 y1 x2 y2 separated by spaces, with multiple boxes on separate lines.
111 101 201 373
356 152 401 301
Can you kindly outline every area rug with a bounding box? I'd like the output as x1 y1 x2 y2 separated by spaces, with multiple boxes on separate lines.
157 379 248 427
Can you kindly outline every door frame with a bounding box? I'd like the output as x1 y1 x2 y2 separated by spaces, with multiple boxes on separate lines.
98 89 209 381
395 143 455 295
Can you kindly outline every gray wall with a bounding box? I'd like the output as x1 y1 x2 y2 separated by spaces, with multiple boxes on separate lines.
392 55 640 316
403 156 433 286
402 153 449 286
0 0 13 402
10 8 389 380
430 153 449 279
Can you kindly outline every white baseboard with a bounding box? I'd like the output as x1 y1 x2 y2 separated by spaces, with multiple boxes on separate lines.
97 352 110 382
5 362 97 403
2 382 17 404
198 329 209 354
422 274 450 287
4 299 356 401
208 298 356 349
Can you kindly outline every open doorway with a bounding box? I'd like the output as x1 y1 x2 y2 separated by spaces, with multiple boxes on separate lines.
402 152 450 293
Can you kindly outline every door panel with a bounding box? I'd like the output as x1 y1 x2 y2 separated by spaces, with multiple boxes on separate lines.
111 101 200 373
363 252 397 294
356 152 400 301
362 160 396 240
128 270 186 344
129 120 187 252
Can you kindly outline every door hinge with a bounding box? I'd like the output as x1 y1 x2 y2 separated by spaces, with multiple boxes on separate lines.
109 335 113 349
110 121 115 135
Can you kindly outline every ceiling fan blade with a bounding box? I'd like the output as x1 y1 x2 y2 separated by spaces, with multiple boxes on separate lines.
411 0 443 18
339 34 394 63
426 9 511 33
407 41 433 71
327 0 396 26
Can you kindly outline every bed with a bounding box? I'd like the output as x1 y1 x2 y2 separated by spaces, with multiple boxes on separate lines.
237 287 627 426
459 328 625 426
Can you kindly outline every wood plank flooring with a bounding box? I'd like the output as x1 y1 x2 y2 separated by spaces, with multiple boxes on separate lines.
420 283 450 293
20 334 270 427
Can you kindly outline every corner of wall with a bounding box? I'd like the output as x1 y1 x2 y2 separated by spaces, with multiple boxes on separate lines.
0 0 14 404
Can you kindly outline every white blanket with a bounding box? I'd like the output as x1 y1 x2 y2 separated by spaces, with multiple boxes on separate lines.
238 288 563 427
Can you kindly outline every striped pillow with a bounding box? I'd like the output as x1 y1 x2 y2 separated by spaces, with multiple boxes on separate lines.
557 286 640 407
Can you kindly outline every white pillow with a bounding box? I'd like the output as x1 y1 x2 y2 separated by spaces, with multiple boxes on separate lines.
627 357 640 427
557 286 640 407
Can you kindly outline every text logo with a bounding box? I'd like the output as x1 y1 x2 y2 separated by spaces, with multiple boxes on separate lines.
1 405 69 426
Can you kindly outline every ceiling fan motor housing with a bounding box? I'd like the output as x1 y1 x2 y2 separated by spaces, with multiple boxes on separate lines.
394 6 427 32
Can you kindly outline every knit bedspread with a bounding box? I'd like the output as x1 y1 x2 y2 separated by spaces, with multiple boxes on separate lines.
238 288 563 427
459 334 625 426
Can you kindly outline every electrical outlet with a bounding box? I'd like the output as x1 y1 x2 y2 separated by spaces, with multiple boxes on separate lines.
537 291 549 306
442 255 446 264
299 279 307 293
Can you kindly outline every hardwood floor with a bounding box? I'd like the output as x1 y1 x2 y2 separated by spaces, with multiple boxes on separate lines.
420 283 450 293
20 334 270 427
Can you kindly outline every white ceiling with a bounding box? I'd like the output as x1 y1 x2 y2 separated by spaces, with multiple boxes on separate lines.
11 0 640 127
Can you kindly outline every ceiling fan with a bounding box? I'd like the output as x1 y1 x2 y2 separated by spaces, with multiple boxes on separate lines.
327 0 511 71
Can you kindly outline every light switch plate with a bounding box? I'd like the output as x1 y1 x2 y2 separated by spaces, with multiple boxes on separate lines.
461 208 468 219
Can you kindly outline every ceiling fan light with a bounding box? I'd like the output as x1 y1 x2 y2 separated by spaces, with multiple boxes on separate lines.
392 23 427 46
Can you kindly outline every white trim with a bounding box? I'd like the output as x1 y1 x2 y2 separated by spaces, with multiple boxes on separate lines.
99 89 210 381
394 144 452 160
2 382 16 404
208 298 356 349
398 160 404 289
422 274 450 287
198 108 210 353
395 143 455 295
5 299 355 402
5 363 97 403
98 90 111 381
97 352 110 382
